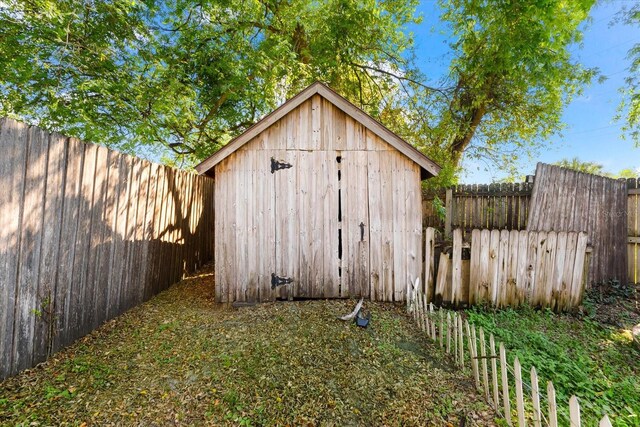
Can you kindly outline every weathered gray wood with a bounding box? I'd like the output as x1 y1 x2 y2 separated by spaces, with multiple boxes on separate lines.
469 229 481 304
488 229 500 305
84 146 109 333
0 119 215 380
196 82 440 177
451 228 462 305
528 162 627 286
499 343 512 426
35 131 66 362
392 154 407 301
13 125 47 373
0 119 24 377
53 137 84 353
424 227 436 302
368 151 383 301
514 357 526 427
435 253 450 303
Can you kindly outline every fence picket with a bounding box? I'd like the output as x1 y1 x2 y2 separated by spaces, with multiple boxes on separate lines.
514 357 526 427
500 343 512 426
547 381 558 427
458 315 464 367
427 227 591 311
439 309 444 348
479 328 490 403
471 324 480 390
490 334 499 411
569 396 581 427
406 300 613 427
530 367 542 427
599 415 613 427
430 304 436 340
447 312 452 354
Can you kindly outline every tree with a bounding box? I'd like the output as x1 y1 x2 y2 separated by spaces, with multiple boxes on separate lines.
618 4 640 145
0 0 597 179
0 0 420 163
553 157 607 175
426 0 597 168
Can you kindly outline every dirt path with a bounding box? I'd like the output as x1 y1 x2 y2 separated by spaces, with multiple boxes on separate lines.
0 265 496 426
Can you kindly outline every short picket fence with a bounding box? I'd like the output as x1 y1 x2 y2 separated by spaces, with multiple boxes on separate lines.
407 282 613 426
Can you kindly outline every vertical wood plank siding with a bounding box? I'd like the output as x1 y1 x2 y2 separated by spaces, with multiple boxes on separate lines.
527 163 627 285
0 118 214 380
422 183 534 237
213 95 423 303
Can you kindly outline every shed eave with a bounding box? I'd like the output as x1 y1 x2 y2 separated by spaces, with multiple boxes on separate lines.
195 81 441 178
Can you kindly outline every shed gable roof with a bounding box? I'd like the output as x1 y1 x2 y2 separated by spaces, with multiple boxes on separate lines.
195 82 441 178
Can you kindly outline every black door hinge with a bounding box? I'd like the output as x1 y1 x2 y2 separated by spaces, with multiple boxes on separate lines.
271 273 293 289
271 157 292 173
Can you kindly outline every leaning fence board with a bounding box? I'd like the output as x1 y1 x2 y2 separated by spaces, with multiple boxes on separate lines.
0 118 214 380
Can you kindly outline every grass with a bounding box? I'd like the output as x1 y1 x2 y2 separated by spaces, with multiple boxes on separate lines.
0 264 494 426
464 288 639 427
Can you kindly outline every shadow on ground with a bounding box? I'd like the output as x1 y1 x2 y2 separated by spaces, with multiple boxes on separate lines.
0 264 496 426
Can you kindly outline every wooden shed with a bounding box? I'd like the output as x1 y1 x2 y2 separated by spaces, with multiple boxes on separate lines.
196 82 440 303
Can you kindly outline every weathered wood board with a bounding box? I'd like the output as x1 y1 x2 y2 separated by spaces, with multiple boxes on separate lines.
0 118 214 380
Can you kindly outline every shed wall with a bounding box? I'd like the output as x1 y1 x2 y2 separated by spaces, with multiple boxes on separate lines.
214 95 422 302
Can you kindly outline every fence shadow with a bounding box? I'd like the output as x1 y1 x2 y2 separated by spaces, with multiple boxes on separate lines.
0 118 214 380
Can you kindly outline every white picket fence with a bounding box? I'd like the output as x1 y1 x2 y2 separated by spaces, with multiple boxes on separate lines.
407 280 613 426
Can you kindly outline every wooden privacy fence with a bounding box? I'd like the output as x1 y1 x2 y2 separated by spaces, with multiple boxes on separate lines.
628 178 640 284
407 287 615 426
422 182 534 238
528 163 627 286
424 227 591 311
0 118 215 380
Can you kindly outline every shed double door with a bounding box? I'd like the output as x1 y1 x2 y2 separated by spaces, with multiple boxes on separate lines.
271 150 370 300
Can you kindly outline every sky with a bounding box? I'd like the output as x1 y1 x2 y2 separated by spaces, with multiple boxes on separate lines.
408 0 640 183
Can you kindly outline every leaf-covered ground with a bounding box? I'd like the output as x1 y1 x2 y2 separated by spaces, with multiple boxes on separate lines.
0 265 495 426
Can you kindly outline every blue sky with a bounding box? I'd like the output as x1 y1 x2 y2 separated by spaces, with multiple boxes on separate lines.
409 1 640 182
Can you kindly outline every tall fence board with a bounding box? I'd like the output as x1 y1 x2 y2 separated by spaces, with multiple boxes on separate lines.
527 163 627 286
0 118 215 380
629 178 640 284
